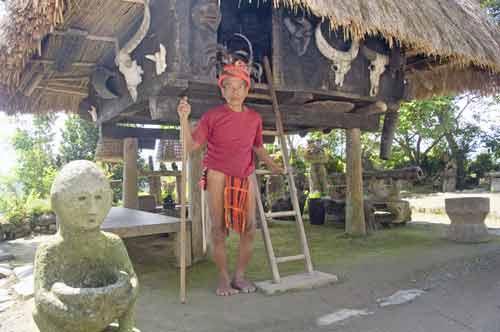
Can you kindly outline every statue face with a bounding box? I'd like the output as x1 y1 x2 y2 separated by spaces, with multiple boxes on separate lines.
53 187 112 232
51 161 113 232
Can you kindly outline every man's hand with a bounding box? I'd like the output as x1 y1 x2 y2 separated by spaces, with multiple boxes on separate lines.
177 96 191 121
271 163 285 175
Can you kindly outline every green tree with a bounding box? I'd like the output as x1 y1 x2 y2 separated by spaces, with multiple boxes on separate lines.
59 115 98 164
11 115 57 197
481 0 500 23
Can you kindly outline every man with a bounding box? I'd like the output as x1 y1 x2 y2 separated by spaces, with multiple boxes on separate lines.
178 60 282 296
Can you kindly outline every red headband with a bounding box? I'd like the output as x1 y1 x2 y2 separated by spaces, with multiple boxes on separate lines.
218 60 251 90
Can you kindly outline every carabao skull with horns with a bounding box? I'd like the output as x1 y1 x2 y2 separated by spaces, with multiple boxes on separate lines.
315 22 360 87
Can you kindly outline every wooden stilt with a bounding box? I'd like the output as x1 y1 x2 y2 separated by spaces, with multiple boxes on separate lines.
123 138 139 209
345 128 366 236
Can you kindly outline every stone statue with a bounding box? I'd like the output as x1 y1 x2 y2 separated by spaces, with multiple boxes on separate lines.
442 155 457 192
33 160 139 332
304 139 329 194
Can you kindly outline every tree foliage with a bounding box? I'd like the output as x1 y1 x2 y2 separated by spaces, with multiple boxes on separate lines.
11 115 57 197
59 115 98 164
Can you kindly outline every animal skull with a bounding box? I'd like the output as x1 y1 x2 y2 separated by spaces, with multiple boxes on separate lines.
145 43 167 75
115 0 151 101
315 22 359 87
361 46 389 96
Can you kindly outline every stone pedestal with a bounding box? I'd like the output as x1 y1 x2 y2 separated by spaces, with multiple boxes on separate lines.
486 172 500 192
445 197 490 243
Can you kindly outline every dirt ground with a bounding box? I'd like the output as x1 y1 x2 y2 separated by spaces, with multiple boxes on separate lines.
1 218 500 332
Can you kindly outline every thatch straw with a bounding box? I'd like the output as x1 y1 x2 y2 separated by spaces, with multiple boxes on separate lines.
0 0 68 90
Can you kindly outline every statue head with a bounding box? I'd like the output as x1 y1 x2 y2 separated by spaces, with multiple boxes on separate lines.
51 160 113 233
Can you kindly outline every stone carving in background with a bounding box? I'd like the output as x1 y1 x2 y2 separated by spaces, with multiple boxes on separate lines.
33 160 139 332
284 15 313 56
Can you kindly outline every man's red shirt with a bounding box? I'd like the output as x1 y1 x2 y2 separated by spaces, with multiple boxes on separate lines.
192 104 263 178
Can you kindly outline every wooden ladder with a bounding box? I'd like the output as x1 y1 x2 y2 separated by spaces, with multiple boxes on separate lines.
255 57 314 284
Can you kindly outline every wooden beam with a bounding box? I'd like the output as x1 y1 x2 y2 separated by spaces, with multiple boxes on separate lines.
189 147 205 262
345 128 366 236
380 103 401 160
102 124 180 140
352 101 387 115
151 97 381 132
36 86 88 97
123 138 139 209
138 170 181 177
54 28 89 72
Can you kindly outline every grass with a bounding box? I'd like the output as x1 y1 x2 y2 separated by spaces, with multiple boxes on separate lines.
138 221 462 292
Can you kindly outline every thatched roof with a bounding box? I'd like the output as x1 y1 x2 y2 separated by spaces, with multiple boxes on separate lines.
0 0 499 114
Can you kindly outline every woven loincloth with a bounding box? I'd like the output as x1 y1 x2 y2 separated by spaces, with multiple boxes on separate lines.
223 175 250 234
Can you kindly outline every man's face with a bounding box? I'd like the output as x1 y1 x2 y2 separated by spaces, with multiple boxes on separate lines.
221 76 249 106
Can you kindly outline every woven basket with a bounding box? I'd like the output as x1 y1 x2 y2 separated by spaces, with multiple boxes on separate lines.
95 137 124 163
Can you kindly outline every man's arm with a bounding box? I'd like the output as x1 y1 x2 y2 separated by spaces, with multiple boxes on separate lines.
178 97 203 153
254 146 284 174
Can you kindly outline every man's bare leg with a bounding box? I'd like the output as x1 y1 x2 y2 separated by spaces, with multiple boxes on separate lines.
232 173 257 293
207 170 238 296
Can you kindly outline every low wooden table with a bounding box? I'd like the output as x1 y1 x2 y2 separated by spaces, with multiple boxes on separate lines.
102 207 192 266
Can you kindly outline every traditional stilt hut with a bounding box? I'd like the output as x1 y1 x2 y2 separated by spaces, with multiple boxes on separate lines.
1 0 499 261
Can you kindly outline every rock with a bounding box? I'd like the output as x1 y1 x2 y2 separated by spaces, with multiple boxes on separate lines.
0 289 11 303
0 265 12 278
0 300 14 313
0 278 9 288
316 309 373 326
377 289 426 307
14 275 34 299
0 250 14 262
13 264 33 280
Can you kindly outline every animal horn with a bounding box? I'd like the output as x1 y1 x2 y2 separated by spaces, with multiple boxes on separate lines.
120 0 151 55
315 22 359 61
234 33 254 66
361 45 378 61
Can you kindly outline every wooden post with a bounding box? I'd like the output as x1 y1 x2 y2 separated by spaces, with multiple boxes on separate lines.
189 147 205 262
345 129 366 236
123 138 139 209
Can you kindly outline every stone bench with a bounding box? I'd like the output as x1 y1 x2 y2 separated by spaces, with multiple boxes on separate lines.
102 207 192 266
445 197 490 243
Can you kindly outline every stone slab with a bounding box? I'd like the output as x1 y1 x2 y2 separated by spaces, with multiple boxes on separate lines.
13 264 33 280
0 251 14 262
0 289 11 303
255 271 338 295
13 275 34 299
0 266 12 278
0 300 14 313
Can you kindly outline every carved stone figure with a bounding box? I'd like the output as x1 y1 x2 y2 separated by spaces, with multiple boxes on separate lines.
33 160 139 332
442 155 457 192
283 15 313 56
191 0 221 78
315 22 359 87
304 140 329 194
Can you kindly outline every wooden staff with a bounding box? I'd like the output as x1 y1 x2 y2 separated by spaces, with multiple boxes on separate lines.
179 97 188 304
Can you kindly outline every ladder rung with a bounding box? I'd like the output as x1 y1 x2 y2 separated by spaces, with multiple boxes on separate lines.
266 210 297 218
255 169 272 175
276 254 305 264
263 130 279 136
248 93 272 101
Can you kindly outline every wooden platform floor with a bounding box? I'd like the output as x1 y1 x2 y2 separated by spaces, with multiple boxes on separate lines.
102 207 187 238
